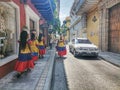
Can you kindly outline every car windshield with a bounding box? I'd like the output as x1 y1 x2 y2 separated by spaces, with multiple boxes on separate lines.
76 39 92 44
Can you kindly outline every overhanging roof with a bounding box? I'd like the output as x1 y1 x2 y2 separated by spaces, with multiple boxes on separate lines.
31 0 56 22
75 0 100 15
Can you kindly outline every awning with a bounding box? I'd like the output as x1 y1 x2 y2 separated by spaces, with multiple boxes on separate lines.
75 0 100 15
31 0 56 22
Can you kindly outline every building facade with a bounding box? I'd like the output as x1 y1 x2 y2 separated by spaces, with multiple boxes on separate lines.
99 0 120 53
0 1 20 78
86 6 100 47
71 0 120 54
70 1 87 41
32 0 58 47
0 0 41 78
65 16 71 42
71 0 100 47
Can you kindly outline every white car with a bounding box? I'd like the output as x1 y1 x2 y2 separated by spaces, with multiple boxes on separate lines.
69 38 99 57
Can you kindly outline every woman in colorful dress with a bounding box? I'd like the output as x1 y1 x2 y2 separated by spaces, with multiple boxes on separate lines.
14 30 34 78
30 33 39 63
38 33 46 58
57 36 67 57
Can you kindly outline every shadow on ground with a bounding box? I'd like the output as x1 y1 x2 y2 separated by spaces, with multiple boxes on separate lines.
75 56 101 60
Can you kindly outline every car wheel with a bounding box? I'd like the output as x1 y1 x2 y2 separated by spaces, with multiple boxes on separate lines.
73 50 77 57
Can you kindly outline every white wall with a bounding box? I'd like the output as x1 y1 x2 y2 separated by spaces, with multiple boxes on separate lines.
25 5 40 36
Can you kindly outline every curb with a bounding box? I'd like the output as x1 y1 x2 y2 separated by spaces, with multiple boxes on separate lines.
43 49 56 90
98 55 120 67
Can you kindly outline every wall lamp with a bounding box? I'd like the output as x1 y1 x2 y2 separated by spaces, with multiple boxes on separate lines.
92 16 97 22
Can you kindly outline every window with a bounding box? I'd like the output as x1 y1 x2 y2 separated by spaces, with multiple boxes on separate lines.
0 3 18 59
30 19 35 30
76 39 91 44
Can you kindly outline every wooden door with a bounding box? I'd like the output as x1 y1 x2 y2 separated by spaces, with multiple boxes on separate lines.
108 3 120 53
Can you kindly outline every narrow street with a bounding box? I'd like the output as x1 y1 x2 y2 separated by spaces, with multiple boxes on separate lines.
51 54 68 90
51 46 120 90
1 0 120 90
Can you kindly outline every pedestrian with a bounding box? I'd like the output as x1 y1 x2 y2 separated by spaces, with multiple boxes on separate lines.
14 30 34 78
30 29 37 39
56 36 67 57
30 33 39 64
42 35 46 48
49 35 53 49
38 33 46 58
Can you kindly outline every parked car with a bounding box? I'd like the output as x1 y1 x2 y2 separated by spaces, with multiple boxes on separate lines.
69 38 99 57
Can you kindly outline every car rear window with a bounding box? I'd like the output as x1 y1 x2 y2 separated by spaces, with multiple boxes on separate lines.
76 39 91 44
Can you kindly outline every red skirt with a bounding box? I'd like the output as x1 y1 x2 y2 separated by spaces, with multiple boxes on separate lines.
39 49 46 55
38 45 46 55
32 56 38 61
58 49 67 56
27 60 34 69
14 60 34 72
32 52 38 61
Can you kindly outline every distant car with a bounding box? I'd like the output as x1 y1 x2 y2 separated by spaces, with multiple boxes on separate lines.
69 38 99 57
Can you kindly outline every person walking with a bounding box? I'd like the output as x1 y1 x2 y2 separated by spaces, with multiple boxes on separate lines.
30 33 39 64
14 30 34 78
38 33 46 58
49 35 53 49
56 36 67 57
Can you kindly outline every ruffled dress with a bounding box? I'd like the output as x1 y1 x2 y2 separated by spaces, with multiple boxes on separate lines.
31 39 39 61
14 41 34 72
57 40 67 57
38 40 46 55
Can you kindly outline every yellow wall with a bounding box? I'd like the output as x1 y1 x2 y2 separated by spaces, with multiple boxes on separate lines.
65 17 70 41
87 9 99 47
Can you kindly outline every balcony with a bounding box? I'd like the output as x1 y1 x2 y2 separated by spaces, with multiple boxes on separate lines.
31 0 56 22
74 0 100 15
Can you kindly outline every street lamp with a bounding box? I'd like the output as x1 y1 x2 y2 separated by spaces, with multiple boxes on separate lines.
92 16 97 22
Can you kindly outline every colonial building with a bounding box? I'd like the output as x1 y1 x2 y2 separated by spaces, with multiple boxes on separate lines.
0 0 58 78
71 0 120 54
24 0 40 36
31 0 57 46
71 0 100 47
98 0 120 53
70 1 87 41
0 0 21 78
65 16 71 42
0 0 41 78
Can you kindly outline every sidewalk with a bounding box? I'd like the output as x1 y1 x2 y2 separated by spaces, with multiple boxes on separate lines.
0 48 56 90
99 52 120 67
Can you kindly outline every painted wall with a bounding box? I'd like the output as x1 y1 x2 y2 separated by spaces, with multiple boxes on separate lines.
12 0 26 30
0 1 20 78
25 5 40 36
0 0 40 78
65 17 71 41
86 9 99 47
13 0 40 31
